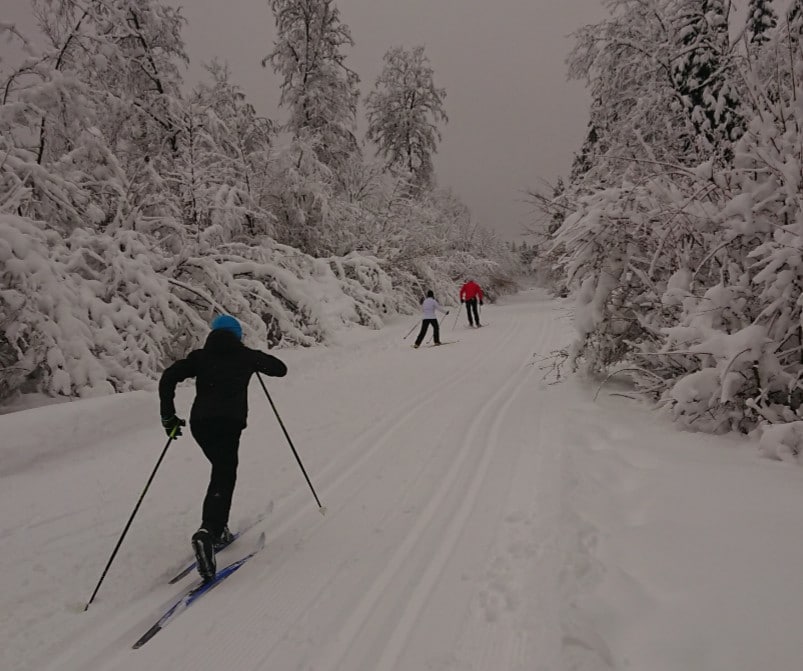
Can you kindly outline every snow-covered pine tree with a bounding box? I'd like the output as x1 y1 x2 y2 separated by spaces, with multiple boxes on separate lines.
747 0 778 46
788 0 803 38
569 123 599 182
365 45 448 193
670 0 743 160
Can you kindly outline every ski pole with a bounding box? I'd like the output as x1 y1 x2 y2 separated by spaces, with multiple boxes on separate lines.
402 320 418 339
452 303 462 330
84 429 177 610
256 373 326 515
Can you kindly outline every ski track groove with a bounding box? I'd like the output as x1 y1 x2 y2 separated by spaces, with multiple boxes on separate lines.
251 319 516 543
262 311 525 546
377 304 563 671
445 309 564 671
373 325 537 671
301 315 533 671
248 318 528 669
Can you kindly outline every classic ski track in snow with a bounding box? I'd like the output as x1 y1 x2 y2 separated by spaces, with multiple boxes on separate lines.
142 306 559 671
10 290 803 671
136 314 533 671
378 308 564 671
309 315 532 671
259 320 516 538
76 343 500 671
372 320 541 671
22 292 576 671
45 316 524 671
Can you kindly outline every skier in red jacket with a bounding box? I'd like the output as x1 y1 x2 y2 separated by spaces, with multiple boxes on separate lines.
459 279 484 327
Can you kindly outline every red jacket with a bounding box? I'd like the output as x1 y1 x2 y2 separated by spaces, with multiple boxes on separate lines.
459 281 483 302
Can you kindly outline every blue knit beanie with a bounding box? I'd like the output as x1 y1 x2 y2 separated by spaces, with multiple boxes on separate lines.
210 314 243 341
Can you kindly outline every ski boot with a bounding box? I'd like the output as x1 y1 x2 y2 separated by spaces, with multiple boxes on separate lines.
213 525 234 551
191 528 216 582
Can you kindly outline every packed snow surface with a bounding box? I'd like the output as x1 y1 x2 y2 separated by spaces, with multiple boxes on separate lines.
2 289 803 671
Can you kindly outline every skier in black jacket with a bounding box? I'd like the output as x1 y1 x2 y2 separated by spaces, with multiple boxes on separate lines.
159 314 287 581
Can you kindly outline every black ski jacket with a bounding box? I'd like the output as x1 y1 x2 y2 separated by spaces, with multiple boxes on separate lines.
159 329 287 429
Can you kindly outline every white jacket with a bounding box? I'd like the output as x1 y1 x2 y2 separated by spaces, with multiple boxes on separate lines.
421 297 447 320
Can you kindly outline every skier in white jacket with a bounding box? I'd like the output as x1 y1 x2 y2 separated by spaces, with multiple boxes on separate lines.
413 290 449 348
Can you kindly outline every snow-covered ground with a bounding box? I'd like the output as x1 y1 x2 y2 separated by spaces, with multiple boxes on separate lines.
2 288 803 671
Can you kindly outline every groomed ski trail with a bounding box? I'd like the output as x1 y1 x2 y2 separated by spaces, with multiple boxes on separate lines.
34 290 573 671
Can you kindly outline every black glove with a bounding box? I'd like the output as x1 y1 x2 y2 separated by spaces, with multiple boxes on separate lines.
460 299 464 303
161 415 186 438
479 300 483 306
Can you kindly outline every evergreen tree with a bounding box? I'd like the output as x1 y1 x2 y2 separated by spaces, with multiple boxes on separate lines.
670 0 743 158
548 178 566 235
747 0 778 45
570 123 599 182
365 45 448 192
787 0 803 43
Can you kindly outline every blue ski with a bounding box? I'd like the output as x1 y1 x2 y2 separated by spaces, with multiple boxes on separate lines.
133 536 264 649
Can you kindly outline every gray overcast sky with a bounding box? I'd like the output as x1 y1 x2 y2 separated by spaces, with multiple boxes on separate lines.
3 0 607 240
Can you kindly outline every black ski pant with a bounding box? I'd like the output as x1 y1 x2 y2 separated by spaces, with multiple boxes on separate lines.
190 419 242 537
465 298 480 326
415 318 440 346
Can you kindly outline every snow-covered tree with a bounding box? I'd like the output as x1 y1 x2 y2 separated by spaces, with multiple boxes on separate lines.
0 0 189 233
570 123 599 182
192 63 276 238
670 0 743 158
747 0 778 45
366 45 448 192
31 0 188 159
263 0 360 170
0 1 516 405
164 63 276 246
788 0 803 38
567 0 689 182
531 0 803 437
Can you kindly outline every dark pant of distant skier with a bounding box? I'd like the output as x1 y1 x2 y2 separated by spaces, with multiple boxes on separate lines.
191 419 242 537
415 318 441 346
465 298 480 326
